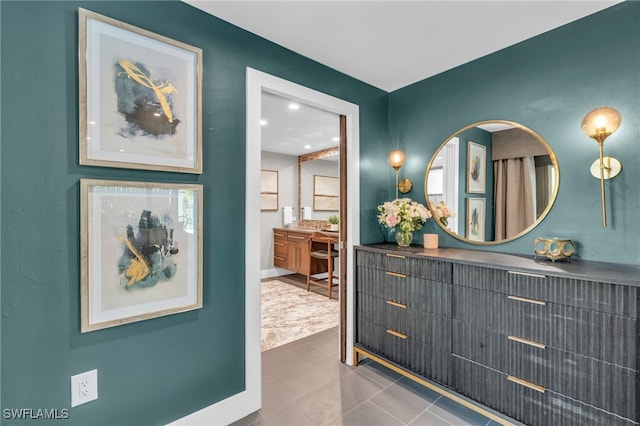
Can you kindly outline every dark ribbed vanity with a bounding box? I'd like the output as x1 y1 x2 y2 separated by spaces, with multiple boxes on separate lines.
354 244 640 426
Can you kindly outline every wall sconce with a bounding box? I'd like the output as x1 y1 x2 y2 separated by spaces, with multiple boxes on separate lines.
581 106 622 227
387 149 412 198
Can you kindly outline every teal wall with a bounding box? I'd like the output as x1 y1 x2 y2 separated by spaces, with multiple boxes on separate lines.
386 2 640 265
2 1 639 425
0 1 387 425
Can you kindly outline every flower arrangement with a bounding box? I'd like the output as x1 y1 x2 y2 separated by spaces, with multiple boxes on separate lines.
431 201 456 226
377 198 432 234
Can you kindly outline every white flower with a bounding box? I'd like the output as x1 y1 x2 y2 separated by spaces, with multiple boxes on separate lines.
377 198 432 233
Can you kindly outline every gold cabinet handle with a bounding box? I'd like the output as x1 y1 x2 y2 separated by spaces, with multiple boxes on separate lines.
508 270 546 279
386 271 406 278
386 300 407 309
507 295 546 306
386 329 408 340
507 375 545 393
508 335 546 349
385 253 406 259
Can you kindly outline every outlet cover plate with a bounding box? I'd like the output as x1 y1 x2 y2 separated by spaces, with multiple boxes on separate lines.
71 369 98 407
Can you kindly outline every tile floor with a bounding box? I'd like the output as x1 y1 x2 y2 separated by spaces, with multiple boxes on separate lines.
232 327 516 426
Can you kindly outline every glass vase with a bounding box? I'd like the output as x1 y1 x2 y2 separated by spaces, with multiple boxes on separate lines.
395 229 413 247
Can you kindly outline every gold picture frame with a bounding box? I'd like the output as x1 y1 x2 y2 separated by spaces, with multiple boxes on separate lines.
79 8 203 173
466 141 486 194
80 179 203 332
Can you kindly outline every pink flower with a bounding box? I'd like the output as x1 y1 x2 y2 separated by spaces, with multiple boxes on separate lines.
386 214 400 227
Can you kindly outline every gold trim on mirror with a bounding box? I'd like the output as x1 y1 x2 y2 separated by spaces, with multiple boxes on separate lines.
424 120 560 245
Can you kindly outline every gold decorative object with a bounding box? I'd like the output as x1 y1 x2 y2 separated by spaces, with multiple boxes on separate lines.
581 107 622 227
398 178 412 193
387 149 412 198
534 237 575 262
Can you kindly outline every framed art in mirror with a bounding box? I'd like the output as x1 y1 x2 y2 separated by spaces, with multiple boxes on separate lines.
466 197 486 242
467 141 486 194
79 8 203 173
80 179 203 332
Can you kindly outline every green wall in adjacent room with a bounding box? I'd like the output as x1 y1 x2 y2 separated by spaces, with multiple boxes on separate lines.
385 1 640 265
0 1 388 425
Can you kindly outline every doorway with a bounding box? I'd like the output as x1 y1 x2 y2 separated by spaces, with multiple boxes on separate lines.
259 91 341 351
245 68 360 412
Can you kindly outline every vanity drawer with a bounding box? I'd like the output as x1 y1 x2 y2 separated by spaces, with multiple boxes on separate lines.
452 355 636 426
286 231 310 243
355 250 407 274
406 257 452 283
409 277 452 317
356 266 409 303
357 321 411 367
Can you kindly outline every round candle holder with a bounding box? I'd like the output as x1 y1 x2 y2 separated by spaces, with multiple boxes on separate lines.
534 237 574 262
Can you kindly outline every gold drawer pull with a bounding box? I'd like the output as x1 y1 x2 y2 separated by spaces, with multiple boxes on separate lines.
274 256 285 261
386 271 406 278
289 235 305 240
508 270 546 279
507 375 545 393
386 300 407 309
386 329 408 339
385 253 406 259
274 232 286 237
508 335 546 349
274 242 285 246
507 295 546 306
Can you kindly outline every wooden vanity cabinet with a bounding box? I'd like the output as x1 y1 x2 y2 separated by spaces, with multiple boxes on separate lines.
286 231 311 274
272 228 329 276
273 230 288 269
355 245 640 426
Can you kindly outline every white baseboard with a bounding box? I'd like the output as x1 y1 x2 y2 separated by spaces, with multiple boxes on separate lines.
260 268 292 280
166 390 259 426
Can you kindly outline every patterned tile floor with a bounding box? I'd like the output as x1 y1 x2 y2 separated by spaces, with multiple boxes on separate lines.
232 327 517 426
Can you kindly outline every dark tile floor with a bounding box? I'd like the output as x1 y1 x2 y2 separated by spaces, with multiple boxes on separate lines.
232 327 514 426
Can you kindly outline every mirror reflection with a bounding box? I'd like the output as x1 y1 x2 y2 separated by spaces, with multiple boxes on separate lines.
425 121 559 244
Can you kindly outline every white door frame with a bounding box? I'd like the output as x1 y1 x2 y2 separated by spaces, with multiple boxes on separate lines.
169 69 360 425
246 67 360 413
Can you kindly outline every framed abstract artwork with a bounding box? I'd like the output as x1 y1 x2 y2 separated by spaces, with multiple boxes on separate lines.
466 197 486 242
79 8 203 173
466 141 486 194
80 179 203 332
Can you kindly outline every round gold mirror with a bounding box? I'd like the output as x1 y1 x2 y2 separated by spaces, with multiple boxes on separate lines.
424 120 559 245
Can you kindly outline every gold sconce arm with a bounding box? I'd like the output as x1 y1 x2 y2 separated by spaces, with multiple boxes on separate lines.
387 149 412 198
581 107 622 227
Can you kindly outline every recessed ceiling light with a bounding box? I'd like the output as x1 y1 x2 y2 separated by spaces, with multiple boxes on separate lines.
260 119 268 126
304 145 312 149
288 103 300 110
332 137 340 142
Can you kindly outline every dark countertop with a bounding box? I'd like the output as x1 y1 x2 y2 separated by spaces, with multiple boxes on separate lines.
357 243 640 287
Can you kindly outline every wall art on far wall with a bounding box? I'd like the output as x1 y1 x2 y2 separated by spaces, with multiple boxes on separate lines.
260 169 278 211
80 179 203 332
313 174 339 211
79 8 203 173
466 141 486 194
466 197 486 242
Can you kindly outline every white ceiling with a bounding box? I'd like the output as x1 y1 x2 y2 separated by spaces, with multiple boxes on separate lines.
183 0 620 155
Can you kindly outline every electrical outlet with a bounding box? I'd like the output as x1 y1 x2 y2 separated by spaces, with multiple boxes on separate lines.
71 369 98 407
